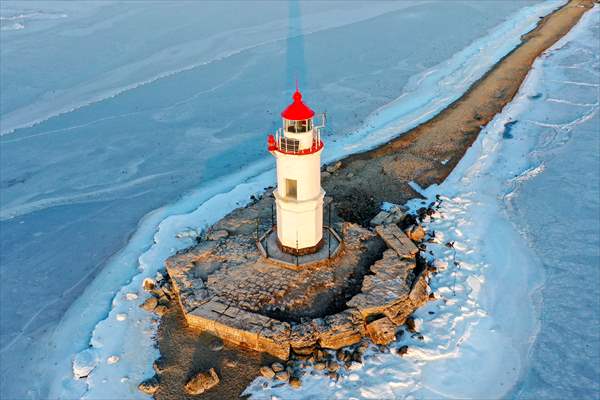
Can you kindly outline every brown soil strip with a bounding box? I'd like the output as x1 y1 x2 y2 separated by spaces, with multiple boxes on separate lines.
326 0 595 225
155 1 594 398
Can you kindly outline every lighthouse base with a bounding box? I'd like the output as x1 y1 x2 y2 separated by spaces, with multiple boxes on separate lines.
277 235 324 256
257 225 343 269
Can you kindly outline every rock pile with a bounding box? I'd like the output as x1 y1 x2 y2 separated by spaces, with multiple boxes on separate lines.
139 270 174 317
184 368 220 395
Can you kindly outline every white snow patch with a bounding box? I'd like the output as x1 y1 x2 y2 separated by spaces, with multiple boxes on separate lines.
72 348 98 379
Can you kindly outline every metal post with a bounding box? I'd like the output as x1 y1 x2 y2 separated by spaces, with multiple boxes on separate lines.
328 200 332 259
256 216 260 242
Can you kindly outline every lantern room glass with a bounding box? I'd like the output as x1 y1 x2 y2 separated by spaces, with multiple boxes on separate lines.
285 119 312 133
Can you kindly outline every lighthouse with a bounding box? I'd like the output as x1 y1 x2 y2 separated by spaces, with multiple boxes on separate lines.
267 88 326 255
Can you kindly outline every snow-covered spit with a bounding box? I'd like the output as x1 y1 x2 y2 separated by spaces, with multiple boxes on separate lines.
245 5 599 399
1 1 573 399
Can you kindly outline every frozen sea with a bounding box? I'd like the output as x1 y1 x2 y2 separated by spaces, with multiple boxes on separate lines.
2 1 595 399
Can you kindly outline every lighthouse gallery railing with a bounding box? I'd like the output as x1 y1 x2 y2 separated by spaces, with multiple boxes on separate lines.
272 113 325 155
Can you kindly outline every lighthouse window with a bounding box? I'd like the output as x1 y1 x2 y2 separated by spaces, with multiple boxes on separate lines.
285 179 297 199
286 119 312 133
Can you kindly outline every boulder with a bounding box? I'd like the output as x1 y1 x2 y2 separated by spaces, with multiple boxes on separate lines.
289 376 302 388
259 366 275 379
207 229 229 241
275 370 290 381
154 305 168 316
184 368 220 395
375 224 418 258
405 225 426 242
138 375 160 395
142 278 156 292
141 297 158 312
370 205 406 227
153 357 166 373
326 361 340 372
313 362 326 370
271 362 285 372
397 345 408 356
366 317 397 345
369 211 390 227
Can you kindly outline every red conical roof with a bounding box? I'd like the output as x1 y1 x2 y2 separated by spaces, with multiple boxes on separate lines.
281 89 314 120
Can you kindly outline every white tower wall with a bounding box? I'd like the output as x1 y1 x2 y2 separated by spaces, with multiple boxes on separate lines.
273 148 324 250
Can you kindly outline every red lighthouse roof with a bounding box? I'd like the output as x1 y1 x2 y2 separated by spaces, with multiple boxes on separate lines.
281 89 315 120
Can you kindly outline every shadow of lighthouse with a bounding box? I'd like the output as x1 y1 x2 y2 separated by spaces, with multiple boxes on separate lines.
286 0 307 91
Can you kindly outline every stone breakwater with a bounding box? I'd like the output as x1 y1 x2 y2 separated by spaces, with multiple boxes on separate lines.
162 195 430 361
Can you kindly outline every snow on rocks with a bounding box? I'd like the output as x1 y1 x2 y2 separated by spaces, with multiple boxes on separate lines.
107 355 120 365
125 292 138 300
72 348 98 379
175 228 200 239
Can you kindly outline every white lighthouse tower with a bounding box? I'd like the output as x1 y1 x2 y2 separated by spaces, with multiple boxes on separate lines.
267 88 325 255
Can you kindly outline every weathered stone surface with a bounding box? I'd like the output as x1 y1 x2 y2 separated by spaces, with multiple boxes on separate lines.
316 312 362 349
258 322 291 360
366 317 397 345
289 322 319 351
138 375 160 395
375 224 418 258
184 368 219 395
